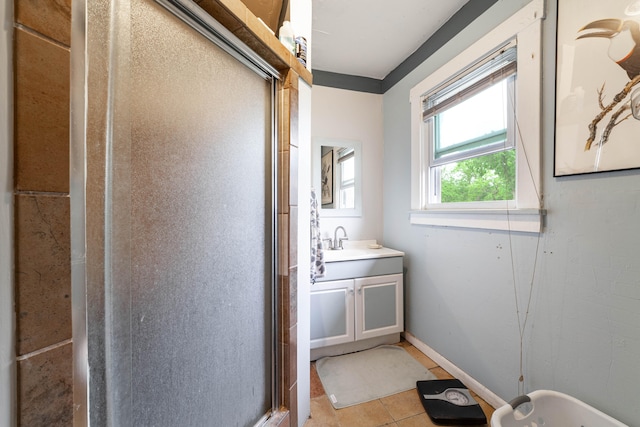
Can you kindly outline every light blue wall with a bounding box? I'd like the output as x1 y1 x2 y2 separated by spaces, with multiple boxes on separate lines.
383 0 640 424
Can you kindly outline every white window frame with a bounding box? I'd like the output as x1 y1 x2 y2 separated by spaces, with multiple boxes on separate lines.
409 0 544 233
425 44 517 206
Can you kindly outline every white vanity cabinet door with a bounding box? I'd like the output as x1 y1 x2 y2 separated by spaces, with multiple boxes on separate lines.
310 279 355 349
355 273 403 341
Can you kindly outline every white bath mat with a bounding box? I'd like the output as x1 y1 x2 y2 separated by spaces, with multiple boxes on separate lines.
315 345 437 409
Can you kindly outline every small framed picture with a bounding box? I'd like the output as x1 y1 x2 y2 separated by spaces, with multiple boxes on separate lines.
321 150 333 205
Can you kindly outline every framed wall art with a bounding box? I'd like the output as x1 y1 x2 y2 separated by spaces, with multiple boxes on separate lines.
554 0 640 176
321 150 333 205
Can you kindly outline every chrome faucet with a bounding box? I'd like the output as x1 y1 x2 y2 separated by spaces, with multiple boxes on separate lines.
333 226 348 250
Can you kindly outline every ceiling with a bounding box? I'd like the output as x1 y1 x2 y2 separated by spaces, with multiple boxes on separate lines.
311 0 470 80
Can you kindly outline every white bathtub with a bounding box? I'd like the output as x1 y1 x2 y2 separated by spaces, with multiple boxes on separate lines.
491 390 628 427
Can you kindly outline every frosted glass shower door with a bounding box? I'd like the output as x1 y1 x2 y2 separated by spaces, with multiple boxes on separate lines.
75 0 278 425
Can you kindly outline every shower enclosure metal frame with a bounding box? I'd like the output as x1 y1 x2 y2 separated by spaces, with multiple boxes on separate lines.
70 0 284 424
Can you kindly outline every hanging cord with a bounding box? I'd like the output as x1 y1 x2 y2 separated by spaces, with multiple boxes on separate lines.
505 216 542 395
497 67 544 396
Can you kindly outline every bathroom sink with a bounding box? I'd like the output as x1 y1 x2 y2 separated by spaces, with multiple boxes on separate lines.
318 240 404 282
323 240 404 263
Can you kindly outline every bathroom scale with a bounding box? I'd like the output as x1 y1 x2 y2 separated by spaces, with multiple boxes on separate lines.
416 379 487 425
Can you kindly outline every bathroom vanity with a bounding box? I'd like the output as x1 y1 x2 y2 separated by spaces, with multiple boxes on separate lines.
310 241 404 361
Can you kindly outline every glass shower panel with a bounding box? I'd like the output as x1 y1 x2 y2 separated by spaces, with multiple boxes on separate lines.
81 0 275 424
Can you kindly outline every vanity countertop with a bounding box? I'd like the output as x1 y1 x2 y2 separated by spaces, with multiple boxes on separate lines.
323 240 404 263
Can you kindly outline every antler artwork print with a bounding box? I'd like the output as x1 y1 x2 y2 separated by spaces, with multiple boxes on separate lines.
577 16 640 150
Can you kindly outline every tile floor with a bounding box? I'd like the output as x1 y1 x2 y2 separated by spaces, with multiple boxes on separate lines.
304 340 495 427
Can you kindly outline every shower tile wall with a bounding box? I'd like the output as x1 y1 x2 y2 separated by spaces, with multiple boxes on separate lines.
13 0 73 424
278 70 301 427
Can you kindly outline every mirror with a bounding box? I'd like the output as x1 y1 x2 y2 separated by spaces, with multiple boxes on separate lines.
313 138 362 217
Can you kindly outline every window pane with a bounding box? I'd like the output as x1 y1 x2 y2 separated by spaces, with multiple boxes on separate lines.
339 186 355 209
439 149 515 203
436 79 508 156
340 157 354 183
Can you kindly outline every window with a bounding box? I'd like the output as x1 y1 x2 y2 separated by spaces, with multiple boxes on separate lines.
424 45 516 206
337 147 355 209
409 0 544 232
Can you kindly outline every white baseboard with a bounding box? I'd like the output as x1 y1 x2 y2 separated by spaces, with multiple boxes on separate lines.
404 332 507 410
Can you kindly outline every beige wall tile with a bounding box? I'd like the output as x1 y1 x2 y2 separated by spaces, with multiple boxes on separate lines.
18 341 73 426
279 84 291 152
287 79 298 147
288 322 297 388
287 381 298 427
288 265 297 326
279 149 290 213
278 213 289 274
15 194 71 355
15 0 72 46
14 28 70 193
289 146 298 206
279 273 290 336
289 205 297 269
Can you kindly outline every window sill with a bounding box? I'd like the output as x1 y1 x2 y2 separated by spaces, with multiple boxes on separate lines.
410 208 545 233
